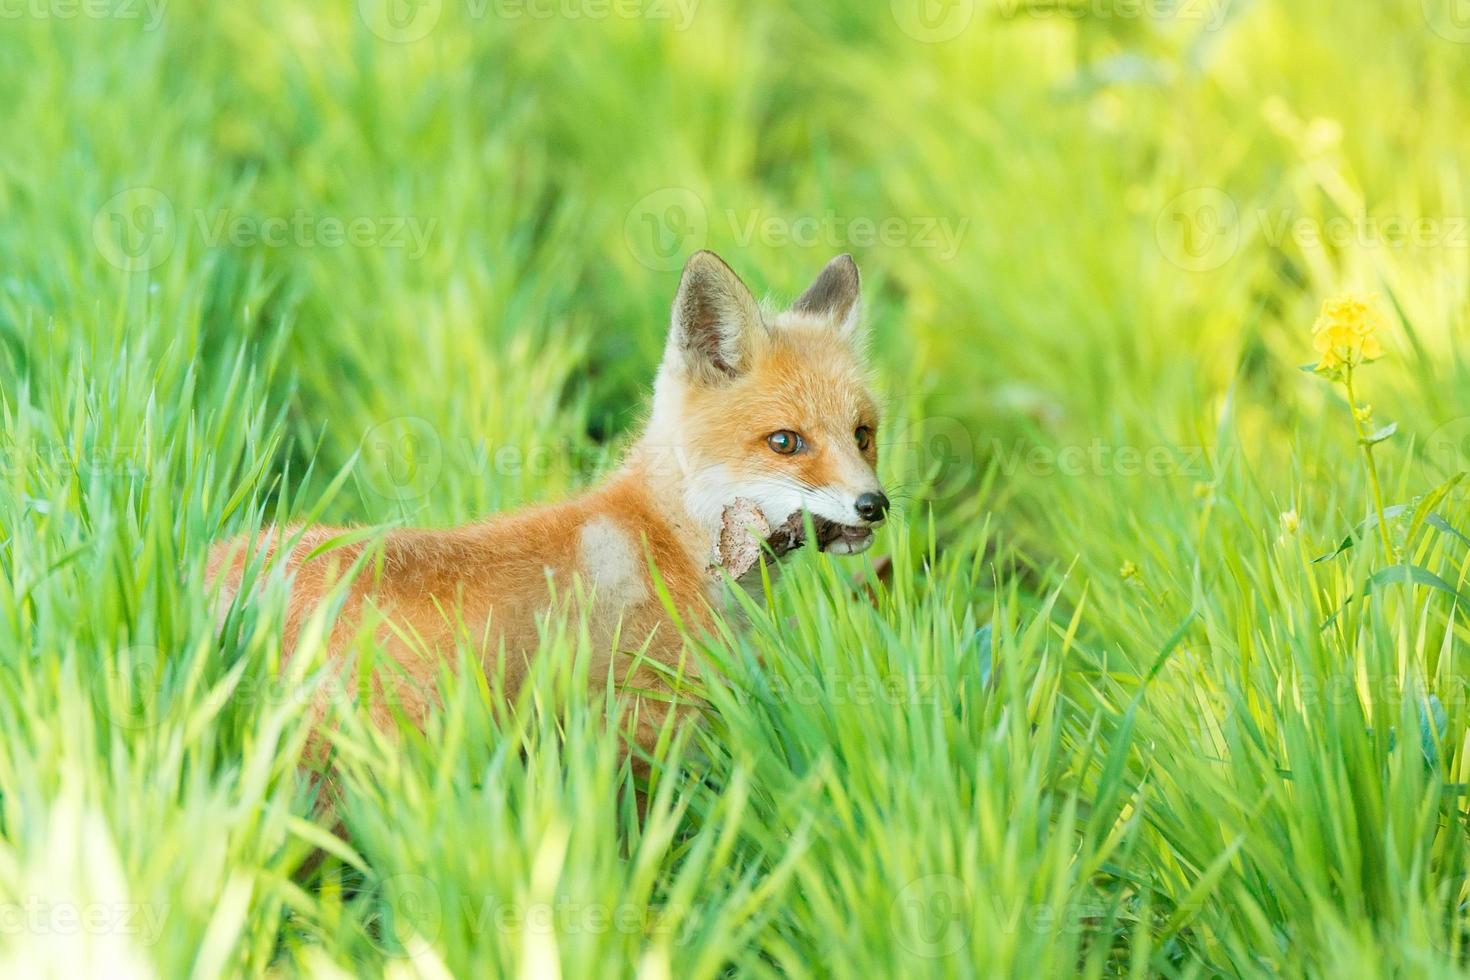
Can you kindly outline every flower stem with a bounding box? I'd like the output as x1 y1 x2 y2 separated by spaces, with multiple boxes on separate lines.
1344 368 1395 563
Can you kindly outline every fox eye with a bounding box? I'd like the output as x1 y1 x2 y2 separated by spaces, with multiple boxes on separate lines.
855 426 874 451
767 430 804 456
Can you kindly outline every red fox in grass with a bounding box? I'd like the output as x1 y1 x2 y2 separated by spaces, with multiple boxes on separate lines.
208 251 888 758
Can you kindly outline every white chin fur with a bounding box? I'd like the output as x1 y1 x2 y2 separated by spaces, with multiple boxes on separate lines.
822 533 874 556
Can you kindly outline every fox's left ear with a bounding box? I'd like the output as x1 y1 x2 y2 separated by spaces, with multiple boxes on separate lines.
793 253 863 341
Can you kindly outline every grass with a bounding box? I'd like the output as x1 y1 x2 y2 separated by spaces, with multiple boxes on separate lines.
2 0 1470 975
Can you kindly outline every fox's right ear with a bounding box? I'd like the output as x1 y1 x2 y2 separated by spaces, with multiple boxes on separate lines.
666 251 765 383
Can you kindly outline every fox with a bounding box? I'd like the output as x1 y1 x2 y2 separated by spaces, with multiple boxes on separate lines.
207 250 889 762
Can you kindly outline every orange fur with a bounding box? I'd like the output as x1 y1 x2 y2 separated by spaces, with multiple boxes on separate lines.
679 322 879 495
207 251 885 766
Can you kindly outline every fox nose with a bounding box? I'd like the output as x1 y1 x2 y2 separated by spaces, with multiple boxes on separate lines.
855 491 889 523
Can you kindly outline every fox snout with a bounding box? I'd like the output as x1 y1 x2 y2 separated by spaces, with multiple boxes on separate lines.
854 490 889 523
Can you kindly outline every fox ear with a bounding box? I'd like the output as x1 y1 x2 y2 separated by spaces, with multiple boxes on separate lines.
793 253 862 340
667 251 765 382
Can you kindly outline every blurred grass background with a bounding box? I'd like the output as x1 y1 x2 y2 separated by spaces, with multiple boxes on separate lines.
3 0 1470 975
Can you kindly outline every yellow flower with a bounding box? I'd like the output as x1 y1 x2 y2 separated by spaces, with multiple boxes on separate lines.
1311 293 1386 374
1119 561 1139 580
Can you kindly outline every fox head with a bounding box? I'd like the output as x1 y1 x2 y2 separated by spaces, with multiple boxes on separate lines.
643 250 887 556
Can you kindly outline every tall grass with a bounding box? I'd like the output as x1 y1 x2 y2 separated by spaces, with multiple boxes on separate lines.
1 0 1469 975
